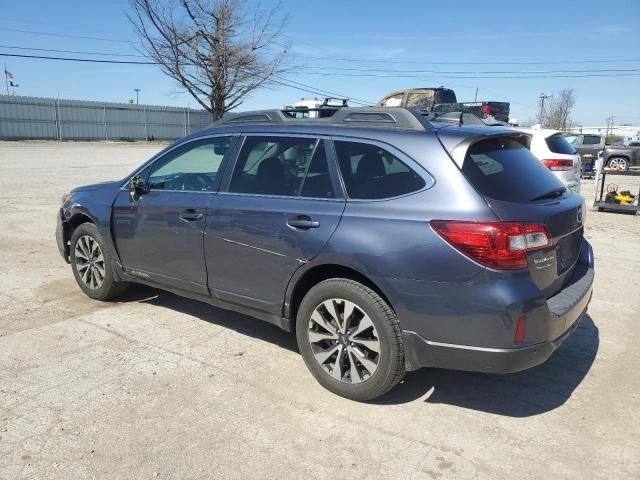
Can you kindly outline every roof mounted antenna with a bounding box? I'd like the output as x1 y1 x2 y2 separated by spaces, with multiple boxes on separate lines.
459 111 464 126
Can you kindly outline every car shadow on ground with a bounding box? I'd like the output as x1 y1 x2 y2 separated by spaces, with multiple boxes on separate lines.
375 314 599 416
119 287 598 417
120 286 298 353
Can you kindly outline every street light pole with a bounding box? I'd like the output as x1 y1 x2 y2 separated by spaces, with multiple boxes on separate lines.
134 88 141 105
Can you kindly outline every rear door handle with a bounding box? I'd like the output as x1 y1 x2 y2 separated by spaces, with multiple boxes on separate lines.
287 216 320 229
180 209 204 222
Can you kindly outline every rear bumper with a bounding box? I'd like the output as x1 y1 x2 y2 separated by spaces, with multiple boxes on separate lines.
400 242 595 373
403 281 591 373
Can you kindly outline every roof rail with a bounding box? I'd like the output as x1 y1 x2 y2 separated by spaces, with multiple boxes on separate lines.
210 107 433 132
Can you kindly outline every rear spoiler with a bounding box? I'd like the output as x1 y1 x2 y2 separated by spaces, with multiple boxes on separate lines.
439 129 532 168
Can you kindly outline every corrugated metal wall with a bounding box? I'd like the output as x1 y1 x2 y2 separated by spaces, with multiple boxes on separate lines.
0 95 212 141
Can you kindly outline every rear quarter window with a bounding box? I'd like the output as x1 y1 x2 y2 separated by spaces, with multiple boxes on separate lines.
545 134 577 155
334 140 426 199
462 137 565 203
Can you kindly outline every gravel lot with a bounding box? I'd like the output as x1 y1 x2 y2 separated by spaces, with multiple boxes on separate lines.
1 141 639 479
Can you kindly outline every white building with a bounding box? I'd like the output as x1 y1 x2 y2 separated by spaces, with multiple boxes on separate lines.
569 124 640 140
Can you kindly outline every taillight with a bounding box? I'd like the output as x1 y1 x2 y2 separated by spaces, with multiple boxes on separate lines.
542 159 573 171
430 221 552 270
481 104 492 116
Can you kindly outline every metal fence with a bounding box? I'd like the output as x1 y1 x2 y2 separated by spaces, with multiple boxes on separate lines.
0 95 212 141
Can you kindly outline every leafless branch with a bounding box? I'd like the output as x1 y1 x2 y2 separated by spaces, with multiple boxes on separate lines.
128 0 290 120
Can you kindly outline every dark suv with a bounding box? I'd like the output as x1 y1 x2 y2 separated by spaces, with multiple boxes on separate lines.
56 107 594 401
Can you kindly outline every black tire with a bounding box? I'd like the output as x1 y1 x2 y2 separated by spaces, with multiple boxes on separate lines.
296 278 405 401
69 223 129 301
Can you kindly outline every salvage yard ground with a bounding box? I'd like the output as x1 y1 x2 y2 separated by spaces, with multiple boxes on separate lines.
0 141 639 479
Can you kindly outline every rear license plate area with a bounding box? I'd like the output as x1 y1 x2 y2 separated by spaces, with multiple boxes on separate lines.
557 228 583 275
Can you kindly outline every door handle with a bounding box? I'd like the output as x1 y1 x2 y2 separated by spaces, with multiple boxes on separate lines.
180 209 204 222
287 216 320 229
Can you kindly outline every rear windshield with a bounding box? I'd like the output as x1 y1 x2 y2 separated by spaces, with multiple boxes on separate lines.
462 137 565 203
546 134 577 155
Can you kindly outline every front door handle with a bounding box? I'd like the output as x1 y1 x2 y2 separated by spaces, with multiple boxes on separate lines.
287 215 320 229
180 209 204 222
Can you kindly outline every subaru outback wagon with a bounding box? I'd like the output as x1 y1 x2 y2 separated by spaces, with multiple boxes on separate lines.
56 107 594 401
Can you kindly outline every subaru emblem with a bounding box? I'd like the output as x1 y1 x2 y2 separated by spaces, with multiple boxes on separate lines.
577 208 583 224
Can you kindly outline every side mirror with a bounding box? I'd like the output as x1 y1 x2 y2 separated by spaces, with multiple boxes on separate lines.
129 176 147 197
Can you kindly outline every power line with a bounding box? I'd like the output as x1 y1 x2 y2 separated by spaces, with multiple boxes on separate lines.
271 78 370 106
0 27 132 43
4 27 639 67
293 53 640 66
0 44 146 58
0 52 155 64
272 75 373 105
3 51 638 79
0 52 372 106
299 66 640 75
299 71 640 79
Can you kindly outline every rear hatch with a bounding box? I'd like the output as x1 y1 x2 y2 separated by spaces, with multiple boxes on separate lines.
460 102 510 122
483 102 510 122
440 129 584 297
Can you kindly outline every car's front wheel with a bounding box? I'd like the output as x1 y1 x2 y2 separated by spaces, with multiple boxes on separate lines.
608 157 629 170
296 278 405 401
70 223 129 301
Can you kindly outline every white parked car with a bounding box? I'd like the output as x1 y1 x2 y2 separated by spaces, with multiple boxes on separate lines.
517 126 582 194
287 98 348 118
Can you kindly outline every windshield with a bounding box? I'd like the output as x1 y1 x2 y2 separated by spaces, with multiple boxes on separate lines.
462 137 566 203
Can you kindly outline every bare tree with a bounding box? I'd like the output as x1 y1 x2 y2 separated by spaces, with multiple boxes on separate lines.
541 89 576 131
128 0 289 120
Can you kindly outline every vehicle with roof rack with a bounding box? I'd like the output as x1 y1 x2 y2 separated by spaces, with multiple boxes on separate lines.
56 105 594 401
285 98 349 118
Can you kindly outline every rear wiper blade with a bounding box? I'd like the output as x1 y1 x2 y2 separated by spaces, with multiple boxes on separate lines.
530 187 566 202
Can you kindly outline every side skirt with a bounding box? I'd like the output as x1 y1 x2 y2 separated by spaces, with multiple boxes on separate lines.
111 261 292 332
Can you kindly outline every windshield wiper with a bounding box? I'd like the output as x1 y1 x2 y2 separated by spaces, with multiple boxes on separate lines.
530 187 566 202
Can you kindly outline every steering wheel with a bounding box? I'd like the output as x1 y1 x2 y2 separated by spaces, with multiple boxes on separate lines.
180 173 215 191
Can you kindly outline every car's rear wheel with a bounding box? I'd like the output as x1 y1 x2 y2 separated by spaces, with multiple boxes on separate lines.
608 157 629 171
70 223 129 300
296 278 405 401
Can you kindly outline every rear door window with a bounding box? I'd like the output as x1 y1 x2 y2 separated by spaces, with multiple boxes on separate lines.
406 91 435 110
334 140 426 199
583 135 602 145
462 137 565 203
545 134 577 155
228 136 334 198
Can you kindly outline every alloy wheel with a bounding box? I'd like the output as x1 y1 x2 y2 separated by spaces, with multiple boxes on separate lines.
307 298 381 384
609 157 628 170
74 235 105 290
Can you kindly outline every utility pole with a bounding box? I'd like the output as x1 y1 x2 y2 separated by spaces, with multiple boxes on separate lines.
474 87 478 102
538 93 551 124
134 88 141 105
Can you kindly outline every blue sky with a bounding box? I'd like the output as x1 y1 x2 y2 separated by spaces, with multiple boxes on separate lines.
1 0 639 125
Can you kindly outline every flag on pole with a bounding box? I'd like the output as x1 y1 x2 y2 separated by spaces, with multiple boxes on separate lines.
4 69 13 79
9 81 19 87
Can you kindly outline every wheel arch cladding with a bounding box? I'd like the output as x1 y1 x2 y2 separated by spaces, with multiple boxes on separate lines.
286 263 394 326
